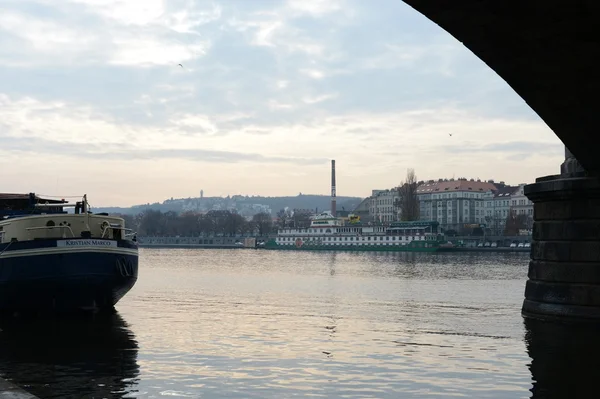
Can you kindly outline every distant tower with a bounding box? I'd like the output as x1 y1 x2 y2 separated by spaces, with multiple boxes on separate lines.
200 189 204 199
331 160 337 217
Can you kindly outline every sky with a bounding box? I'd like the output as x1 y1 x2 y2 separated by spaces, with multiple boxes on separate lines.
0 0 563 206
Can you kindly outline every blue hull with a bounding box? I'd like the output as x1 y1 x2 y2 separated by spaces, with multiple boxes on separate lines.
0 239 138 312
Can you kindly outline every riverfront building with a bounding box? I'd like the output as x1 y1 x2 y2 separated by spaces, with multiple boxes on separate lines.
416 178 498 233
369 189 400 222
359 177 534 235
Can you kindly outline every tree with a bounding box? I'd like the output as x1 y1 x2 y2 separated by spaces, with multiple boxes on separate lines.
292 209 312 228
162 211 180 236
122 209 268 237
224 212 246 236
397 168 420 221
179 211 200 236
138 209 165 236
198 213 218 236
239 218 254 235
504 210 529 236
252 212 273 236
111 213 138 232
458 226 472 236
276 209 292 228
205 210 231 236
472 227 484 236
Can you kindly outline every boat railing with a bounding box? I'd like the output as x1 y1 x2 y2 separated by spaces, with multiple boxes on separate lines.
26 225 75 238
101 224 136 239
124 229 137 238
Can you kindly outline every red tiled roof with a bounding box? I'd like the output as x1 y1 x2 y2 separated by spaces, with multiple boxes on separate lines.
417 180 498 193
493 186 519 198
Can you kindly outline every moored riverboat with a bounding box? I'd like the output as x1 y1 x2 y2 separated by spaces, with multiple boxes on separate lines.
0 193 138 313
264 212 455 252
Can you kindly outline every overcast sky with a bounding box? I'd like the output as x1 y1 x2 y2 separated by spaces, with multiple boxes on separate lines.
0 0 563 206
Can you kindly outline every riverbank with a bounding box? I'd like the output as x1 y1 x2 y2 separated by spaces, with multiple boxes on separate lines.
137 236 268 248
138 243 529 253
137 236 530 253
138 243 245 249
452 247 529 253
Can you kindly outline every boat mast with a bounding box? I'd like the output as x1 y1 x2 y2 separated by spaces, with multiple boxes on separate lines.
83 194 91 231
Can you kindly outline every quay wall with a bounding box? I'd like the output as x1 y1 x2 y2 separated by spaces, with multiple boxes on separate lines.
137 236 271 248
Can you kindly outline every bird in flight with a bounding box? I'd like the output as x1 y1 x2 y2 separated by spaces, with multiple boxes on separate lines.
448 133 453 137
178 63 184 68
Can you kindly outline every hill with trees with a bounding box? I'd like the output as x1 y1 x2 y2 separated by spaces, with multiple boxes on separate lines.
94 194 363 217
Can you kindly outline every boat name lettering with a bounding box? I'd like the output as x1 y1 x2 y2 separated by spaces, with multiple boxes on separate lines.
57 240 117 247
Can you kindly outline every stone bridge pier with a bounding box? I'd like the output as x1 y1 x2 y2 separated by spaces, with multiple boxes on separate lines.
402 0 600 321
523 151 600 320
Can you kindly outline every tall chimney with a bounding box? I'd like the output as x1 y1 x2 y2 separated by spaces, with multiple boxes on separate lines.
331 160 337 217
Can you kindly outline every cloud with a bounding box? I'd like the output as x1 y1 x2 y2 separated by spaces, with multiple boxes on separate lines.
227 0 352 59
302 93 338 104
0 134 327 165
0 10 96 66
109 37 209 66
299 68 326 79
0 0 218 67
0 0 565 205
445 141 563 155
287 0 345 17
268 100 294 110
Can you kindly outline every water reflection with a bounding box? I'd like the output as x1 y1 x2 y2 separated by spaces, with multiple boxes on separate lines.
0 250 530 397
327 252 337 276
0 311 139 398
525 318 600 398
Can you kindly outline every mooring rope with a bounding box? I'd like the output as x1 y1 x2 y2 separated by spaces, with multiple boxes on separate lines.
0 240 14 257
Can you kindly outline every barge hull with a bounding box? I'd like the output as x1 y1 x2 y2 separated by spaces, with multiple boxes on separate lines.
0 240 138 312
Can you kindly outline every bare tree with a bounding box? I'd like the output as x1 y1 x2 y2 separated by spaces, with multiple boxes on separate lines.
137 209 164 236
292 209 312 228
179 211 200 236
276 209 292 228
397 168 420 221
111 213 138 232
504 210 529 236
252 212 273 236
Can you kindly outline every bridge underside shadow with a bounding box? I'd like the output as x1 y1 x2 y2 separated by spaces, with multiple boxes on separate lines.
403 0 600 322
403 0 599 173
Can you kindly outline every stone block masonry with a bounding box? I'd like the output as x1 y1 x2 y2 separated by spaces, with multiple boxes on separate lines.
523 175 600 321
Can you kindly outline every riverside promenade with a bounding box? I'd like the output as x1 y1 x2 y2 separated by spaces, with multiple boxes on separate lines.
137 236 268 249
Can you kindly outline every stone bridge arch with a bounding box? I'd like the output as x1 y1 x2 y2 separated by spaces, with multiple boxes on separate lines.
402 0 598 173
402 0 600 322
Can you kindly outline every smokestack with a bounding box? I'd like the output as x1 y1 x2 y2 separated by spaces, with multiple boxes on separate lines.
331 160 337 217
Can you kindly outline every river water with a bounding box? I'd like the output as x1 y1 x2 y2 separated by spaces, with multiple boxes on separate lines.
0 249 597 398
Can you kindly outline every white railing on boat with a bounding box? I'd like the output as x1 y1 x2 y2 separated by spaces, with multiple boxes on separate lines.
100 224 136 239
25 225 75 238
33 203 75 208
